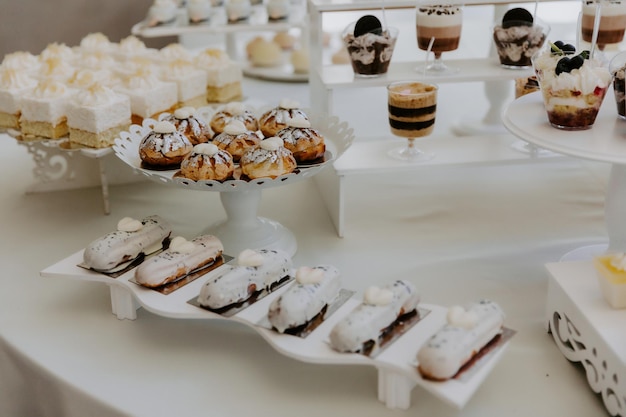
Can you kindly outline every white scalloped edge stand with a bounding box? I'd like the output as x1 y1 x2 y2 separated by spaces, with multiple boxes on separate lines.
41 250 512 411
112 111 354 257
545 261 626 416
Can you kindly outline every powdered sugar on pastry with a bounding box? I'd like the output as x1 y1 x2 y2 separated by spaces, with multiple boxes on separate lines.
83 215 172 272
416 299 505 380
197 248 292 310
268 265 341 333
329 280 420 353
134 234 223 288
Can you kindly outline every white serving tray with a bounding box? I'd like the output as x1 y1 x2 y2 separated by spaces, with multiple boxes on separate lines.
41 250 513 411
545 261 626 417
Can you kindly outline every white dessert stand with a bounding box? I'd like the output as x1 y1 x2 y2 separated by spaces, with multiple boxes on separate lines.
2 130 115 214
502 92 626 260
112 110 353 257
40 249 513 411
503 93 626 416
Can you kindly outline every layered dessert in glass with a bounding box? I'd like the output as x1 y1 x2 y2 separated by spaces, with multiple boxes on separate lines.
492 8 549 69
581 0 626 50
532 41 611 130
343 15 398 78
610 51 626 119
416 5 462 52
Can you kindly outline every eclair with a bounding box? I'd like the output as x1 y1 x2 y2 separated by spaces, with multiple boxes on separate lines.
83 215 171 272
416 299 505 380
134 234 223 288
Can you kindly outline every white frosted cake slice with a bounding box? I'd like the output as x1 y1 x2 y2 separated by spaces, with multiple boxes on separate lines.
160 59 208 108
194 49 243 103
36 56 76 84
114 67 177 124
20 79 76 139
268 265 341 333
67 84 131 148
114 35 158 62
0 67 37 130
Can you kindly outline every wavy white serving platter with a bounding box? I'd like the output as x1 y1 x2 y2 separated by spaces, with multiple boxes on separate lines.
41 250 513 411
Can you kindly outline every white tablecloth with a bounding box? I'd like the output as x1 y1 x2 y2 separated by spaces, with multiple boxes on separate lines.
0 127 611 416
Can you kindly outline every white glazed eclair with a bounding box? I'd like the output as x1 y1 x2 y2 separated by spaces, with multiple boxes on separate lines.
134 234 223 288
83 215 171 272
329 280 420 353
416 299 505 380
197 249 292 310
268 265 341 333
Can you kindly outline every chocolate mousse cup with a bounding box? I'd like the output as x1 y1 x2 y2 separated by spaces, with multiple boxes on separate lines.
343 23 398 78
610 51 626 120
492 21 549 68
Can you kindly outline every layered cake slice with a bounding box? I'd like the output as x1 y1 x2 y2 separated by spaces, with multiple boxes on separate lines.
193 49 243 103
20 79 76 139
0 67 37 130
114 67 177 125
160 59 208 108
67 84 131 148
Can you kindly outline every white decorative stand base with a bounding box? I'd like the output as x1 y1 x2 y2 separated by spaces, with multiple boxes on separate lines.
207 189 297 257
545 261 626 417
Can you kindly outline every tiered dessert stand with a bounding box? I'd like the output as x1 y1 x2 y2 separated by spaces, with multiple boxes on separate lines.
2 130 117 214
503 92 626 416
113 109 353 257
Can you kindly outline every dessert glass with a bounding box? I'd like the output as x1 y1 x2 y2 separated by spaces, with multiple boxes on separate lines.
492 20 550 69
415 1 463 75
342 23 398 78
580 0 626 50
610 51 626 120
387 81 438 162
531 43 611 130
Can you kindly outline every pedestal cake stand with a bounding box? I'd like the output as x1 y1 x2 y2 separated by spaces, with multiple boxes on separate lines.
502 92 626 259
503 93 626 416
112 110 354 257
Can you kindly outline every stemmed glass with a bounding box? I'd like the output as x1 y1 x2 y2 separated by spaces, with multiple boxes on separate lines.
415 0 463 75
387 81 438 162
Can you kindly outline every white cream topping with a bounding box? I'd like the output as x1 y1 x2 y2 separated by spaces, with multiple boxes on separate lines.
416 6 463 27
0 68 37 90
119 36 148 54
260 136 283 151
2 51 40 71
286 114 311 128
237 249 265 267
609 253 626 271
279 98 299 109
224 119 248 135
224 101 245 115
31 80 68 99
446 305 479 329
364 286 394 306
169 236 196 254
174 106 195 119
160 43 193 62
193 142 219 156
117 217 143 232
295 266 325 284
80 33 112 50
74 84 122 107
154 120 177 134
